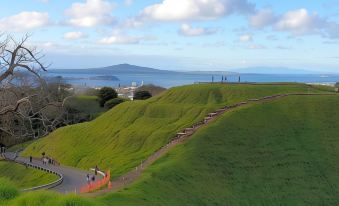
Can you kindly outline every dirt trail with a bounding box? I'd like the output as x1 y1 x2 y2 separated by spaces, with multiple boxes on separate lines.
85 92 337 197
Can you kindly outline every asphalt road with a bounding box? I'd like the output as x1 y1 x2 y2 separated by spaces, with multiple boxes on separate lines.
4 152 99 193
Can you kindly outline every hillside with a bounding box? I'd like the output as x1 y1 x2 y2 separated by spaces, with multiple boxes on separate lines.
100 95 339 206
22 83 330 178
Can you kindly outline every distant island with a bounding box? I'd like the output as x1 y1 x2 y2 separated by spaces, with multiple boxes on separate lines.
46 75 119 82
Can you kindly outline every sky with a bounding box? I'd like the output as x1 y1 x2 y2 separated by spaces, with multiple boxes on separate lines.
0 0 339 72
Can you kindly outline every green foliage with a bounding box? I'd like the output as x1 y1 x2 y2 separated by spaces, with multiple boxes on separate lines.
133 90 152 100
104 98 126 109
22 83 331 179
101 95 339 206
0 178 19 201
0 162 59 189
98 87 118 107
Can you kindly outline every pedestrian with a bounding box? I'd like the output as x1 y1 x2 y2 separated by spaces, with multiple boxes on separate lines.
91 175 95 182
86 174 90 184
29 156 32 163
95 165 99 175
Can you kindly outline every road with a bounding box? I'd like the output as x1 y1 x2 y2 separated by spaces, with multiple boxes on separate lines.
3 152 99 193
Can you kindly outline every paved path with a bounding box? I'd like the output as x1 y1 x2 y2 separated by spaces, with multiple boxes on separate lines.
3 152 99 193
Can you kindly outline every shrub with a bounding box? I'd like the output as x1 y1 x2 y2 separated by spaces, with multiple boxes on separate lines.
136 84 166 96
98 87 118 107
134 90 152 100
104 98 126 109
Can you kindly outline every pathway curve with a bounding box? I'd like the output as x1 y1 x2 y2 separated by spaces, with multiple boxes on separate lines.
84 92 338 197
3 152 99 193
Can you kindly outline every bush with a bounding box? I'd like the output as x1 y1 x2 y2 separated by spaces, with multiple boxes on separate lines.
136 84 166 96
134 90 152 100
98 87 118 107
104 98 126 109
0 178 19 201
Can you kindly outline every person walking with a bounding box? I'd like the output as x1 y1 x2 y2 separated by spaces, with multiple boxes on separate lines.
91 175 96 182
86 174 90 185
29 156 32 163
95 165 99 175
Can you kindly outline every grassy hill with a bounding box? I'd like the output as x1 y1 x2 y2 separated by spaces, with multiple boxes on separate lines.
100 95 339 206
22 83 330 178
0 162 58 189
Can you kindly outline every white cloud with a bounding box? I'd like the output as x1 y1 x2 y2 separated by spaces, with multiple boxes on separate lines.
0 11 50 32
249 8 339 39
37 0 49 3
239 34 252 42
98 34 141 44
64 31 86 40
248 43 266 49
276 45 292 50
179 24 218 37
140 0 254 22
250 9 277 28
124 0 133 6
65 0 115 27
275 9 323 35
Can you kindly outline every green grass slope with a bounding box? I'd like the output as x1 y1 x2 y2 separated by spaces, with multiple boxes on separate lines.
100 95 339 206
23 84 330 178
0 162 59 189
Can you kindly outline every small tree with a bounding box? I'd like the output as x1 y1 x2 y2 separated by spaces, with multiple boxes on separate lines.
104 98 126 109
134 90 152 100
98 87 117 107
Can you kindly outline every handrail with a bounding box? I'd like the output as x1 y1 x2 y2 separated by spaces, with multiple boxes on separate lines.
2 153 64 192
20 162 64 192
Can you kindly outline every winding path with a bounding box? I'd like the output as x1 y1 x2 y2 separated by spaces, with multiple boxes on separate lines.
3 92 338 196
3 152 100 193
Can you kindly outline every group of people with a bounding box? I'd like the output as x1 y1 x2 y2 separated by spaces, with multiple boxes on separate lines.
86 174 96 184
42 156 56 165
86 165 100 185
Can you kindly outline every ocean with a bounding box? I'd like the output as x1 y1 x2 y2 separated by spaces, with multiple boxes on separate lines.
46 71 339 88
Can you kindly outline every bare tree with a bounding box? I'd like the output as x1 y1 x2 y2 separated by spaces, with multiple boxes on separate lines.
0 34 67 145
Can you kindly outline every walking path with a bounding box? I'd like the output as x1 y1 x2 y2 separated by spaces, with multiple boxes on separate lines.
2 92 337 196
3 152 100 193
85 92 338 197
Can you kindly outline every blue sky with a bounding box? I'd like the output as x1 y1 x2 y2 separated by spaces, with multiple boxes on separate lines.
0 0 339 72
